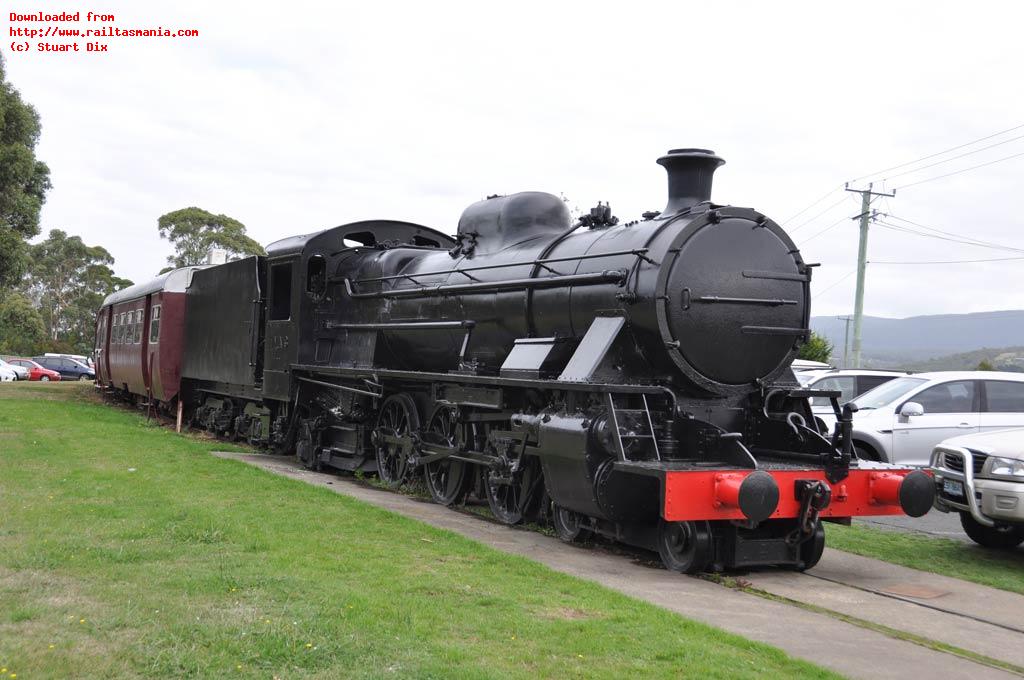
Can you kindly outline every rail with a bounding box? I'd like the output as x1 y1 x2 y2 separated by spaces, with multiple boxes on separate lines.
348 248 655 285
342 270 628 300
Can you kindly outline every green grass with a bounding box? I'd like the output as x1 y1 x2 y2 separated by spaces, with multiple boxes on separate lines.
826 522 1024 595
0 383 835 679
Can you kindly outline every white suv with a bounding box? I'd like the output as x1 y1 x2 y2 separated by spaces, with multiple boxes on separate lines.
848 371 1024 467
930 428 1024 548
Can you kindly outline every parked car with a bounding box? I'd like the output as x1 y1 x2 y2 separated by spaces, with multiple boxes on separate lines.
791 359 833 386
849 371 1024 466
806 370 907 430
0 357 29 380
4 357 62 381
32 355 95 381
930 428 1024 549
43 352 94 369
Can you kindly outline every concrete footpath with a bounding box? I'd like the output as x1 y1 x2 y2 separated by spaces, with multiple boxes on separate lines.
215 452 1023 679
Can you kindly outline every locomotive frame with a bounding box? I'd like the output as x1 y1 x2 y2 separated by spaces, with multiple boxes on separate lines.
96 149 934 573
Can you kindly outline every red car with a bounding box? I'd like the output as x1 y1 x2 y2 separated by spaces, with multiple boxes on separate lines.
5 358 62 381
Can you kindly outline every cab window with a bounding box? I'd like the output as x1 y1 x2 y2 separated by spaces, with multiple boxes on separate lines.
911 381 976 414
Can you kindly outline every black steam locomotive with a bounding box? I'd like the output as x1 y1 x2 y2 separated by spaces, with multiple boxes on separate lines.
111 149 934 573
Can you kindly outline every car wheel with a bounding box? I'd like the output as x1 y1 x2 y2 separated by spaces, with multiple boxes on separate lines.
40 375 50 382
79 374 91 382
960 512 1024 549
854 444 881 462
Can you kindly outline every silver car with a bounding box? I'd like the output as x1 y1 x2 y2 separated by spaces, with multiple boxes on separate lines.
849 371 1024 466
0 358 28 380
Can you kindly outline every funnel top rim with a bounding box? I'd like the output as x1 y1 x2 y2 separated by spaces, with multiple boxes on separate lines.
657 148 725 167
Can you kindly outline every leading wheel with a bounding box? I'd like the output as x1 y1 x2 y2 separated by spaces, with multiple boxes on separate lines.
374 394 419 489
40 376 50 382
551 504 591 543
485 456 544 525
797 520 826 570
960 512 1024 549
79 374 91 381
656 520 712 573
422 405 472 506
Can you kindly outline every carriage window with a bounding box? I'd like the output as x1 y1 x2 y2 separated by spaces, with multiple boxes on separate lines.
306 255 326 297
150 305 161 344
135 310 144 344
119 313 126 343
269 263 293 320
112 315 118 344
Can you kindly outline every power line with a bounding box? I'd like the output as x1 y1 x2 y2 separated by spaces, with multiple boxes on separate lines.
780 185 843 226
871 255 1024 265
850 122 1024 183
874 221 1024 253
800 214 850 244
788 195 851 233
811 270 860 296
894 149 1024 190
881 133 1024 182
887 214 1024 251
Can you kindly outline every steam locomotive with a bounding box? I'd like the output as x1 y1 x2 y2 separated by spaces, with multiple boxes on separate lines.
95 149 933 573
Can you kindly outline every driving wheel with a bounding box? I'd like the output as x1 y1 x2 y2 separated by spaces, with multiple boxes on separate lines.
422 404 473 506
374 393 419 488
485 455 544 525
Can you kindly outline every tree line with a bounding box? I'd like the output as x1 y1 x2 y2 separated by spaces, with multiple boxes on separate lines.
0 53 263 358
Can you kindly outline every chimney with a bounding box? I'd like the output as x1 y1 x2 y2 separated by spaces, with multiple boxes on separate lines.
656 148 725 216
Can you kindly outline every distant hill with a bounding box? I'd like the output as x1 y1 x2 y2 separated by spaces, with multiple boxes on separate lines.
900 347 1024 372
811 310 1024 364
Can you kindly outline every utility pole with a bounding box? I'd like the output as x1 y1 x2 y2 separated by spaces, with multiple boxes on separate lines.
838 315 852 368
844 182 895 368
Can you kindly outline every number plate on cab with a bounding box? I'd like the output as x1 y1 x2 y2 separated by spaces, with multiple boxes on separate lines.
943 479 964 498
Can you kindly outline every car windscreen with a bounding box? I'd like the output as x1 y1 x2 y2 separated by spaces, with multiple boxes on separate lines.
808 376 857 406
851 376 927 410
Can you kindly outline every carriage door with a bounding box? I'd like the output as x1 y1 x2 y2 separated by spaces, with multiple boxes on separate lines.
95 308 110 383
146 297 163 399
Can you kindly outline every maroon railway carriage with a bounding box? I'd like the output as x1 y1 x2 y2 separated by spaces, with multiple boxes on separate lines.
95 267 205 407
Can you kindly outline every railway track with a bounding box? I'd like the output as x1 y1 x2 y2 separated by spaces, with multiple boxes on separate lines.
218 451 1024 679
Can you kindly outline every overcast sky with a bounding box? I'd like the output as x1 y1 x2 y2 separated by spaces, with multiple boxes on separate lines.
5 0 1023 319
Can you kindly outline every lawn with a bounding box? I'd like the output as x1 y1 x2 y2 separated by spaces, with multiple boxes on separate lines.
0 383 834 679
826 522 1024 595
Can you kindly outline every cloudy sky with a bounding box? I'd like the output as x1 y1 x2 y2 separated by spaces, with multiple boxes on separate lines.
5 0 1023 318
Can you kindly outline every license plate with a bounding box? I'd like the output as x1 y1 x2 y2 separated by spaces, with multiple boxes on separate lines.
943 479 964 498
